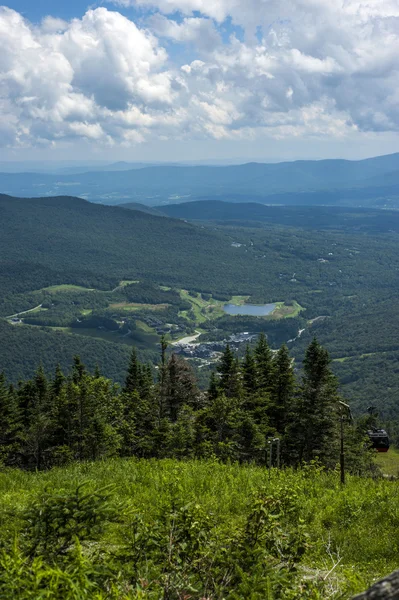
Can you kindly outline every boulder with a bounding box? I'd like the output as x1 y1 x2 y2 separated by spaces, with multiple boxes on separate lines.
353 571 399 599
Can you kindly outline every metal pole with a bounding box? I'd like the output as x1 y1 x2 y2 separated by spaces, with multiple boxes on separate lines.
340 415 345 485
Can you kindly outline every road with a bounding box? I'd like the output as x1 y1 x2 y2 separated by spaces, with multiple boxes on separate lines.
6 304 43 320
172 331 202 346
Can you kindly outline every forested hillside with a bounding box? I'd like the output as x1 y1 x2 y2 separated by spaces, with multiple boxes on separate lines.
2 194 399 422
161 201 399 233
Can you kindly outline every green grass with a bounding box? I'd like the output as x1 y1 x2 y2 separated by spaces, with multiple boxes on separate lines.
333 356 351 363
117 280 140 288
0 459 397 597
376 447 399 476
109 302 168 312
272 301 304 319
42 284 95 293
179 291 302 326
136 320 156 333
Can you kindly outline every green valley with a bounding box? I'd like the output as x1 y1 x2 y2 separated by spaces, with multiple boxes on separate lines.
3 194 399 431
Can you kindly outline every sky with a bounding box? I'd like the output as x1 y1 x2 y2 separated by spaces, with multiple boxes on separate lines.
1 0 399 163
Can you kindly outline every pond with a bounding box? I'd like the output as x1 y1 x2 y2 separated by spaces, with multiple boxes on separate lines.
223 303 276 316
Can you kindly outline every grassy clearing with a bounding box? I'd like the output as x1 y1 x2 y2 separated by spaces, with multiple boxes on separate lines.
136 320 155 333
0 459 397 597
118 280 139 287
110 302 168 312
272 301 304 319
179 291 302 324
333 351 389 364
376 447 399 476
42 284 94 293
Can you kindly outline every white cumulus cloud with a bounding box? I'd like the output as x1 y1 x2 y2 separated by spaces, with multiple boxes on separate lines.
0 1 399 149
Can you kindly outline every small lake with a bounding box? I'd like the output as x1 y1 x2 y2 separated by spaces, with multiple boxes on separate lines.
223 303 276 316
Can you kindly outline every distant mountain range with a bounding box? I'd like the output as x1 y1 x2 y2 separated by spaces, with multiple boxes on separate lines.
1 152 399 208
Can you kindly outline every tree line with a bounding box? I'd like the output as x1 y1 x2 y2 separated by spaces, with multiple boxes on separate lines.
0 335 372 471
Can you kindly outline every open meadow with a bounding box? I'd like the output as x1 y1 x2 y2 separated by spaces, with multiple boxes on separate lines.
1 458 398 599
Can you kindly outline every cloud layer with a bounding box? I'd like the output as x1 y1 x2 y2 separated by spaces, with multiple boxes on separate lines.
1 1 399 148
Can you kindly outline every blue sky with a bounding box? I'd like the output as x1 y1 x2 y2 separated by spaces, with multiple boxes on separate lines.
7 0 96 22
1 0 399 163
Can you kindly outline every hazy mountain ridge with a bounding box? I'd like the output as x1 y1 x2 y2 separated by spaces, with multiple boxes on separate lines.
1 153 398 207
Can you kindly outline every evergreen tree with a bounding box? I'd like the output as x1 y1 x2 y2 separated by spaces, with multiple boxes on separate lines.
218 345 242 398
21 366 52 470
124 348 141 394
254 334 274 392
72 356 86 385
139 364 154 400
269 345 295 434
287 338 339 467
0 373 22 466
242 346 257 396
208 372 219 402
52 364 65 397
167 354 199 421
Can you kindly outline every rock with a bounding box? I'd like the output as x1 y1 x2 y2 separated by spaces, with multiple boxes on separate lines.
353 571 399 599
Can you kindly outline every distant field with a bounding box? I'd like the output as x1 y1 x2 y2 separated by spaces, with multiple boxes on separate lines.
273 301 304 319
4 281 304 357
179 290 302 322
109 302 169 312
43 284 94 293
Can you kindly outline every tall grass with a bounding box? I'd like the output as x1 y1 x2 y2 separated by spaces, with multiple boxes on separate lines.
0 459 397 597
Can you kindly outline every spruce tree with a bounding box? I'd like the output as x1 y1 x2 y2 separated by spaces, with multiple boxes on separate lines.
208 372 219 402
72 356 86 384
218 345 242 398
242 345 257 396
287 338 339 467
0 373 22 466
52 364 65 397
269 344 295 434
167 354 199 421
21 366 52 470
124 348 140 394
254 334 274 392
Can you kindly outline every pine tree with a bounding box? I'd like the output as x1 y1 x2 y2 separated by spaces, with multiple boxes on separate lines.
72 356 86 384
139 364 154 400
269 345 295 434
208 372 219 402
68 372 123 461
0 373 22 466
218 345 242 398
287 338 339 467
242 346 257 396
52 364 65 397
124 348 141 394
254 334 274 392
167 354 199 421
21 366 52 470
